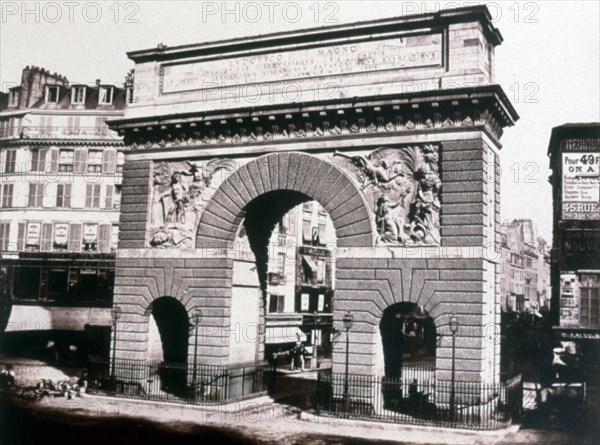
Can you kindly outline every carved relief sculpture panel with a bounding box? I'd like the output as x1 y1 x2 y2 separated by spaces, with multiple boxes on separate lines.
149 159 237 248
332 145 442 245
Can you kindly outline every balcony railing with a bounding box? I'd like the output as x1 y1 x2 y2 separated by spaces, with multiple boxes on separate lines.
18 126 121 140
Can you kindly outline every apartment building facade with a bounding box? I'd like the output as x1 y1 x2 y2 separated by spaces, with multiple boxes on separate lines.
0 66 128 359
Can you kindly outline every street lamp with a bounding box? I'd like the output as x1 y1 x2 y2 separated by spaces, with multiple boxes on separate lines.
111 306 121 378
342 311 354 412
312 311 319 369
448 313 459 423
190 308 203 386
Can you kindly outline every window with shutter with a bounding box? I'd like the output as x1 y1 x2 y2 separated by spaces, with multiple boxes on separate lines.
73 149 87 174
41 223 53 252
99 224 111 253
4 150 16 173
48 149 59 173
102 149 117 174
85 184 92 208
302 218 311 244
28 183 44 207
0 222 10 251
69 224 82 252
64 184 72 208
17 223 25 251
268 295 285 313
85 184 101 208
1 184 13 208
31 149 47 171
104 185 113 209
56 184 72 208
93 184 101 208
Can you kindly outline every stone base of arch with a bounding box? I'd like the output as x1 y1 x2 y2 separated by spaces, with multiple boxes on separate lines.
112 256 263 368
331 256 500 387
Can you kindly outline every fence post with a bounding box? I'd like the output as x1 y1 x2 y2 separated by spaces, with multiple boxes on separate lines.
315 371 321 416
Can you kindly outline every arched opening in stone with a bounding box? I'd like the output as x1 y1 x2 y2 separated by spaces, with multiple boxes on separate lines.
379 302 437 379
235 190 337 370
148 296 189 393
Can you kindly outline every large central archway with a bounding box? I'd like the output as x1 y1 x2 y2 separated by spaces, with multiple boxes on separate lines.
194 152 375 368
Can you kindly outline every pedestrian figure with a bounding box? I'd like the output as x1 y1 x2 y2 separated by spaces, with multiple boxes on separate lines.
0 365 15 388
290 337 308 371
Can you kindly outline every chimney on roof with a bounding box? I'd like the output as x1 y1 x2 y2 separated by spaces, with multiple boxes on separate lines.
18 65 69 108
96 79 101 86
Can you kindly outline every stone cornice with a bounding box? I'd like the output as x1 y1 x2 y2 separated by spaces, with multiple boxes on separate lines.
111 86 517 152
127 5 502 64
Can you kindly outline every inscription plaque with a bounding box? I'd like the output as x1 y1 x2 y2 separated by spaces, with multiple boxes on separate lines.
162 33 443 94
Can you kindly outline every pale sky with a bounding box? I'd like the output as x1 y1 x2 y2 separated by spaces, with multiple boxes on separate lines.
1 1 599 242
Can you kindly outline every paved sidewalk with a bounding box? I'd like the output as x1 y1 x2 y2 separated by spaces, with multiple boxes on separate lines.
2 357 597 444
37 392 522 445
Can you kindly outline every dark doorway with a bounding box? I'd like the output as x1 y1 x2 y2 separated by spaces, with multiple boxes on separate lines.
151 297 189 392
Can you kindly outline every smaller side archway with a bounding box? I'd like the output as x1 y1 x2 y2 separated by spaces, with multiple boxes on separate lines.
379 303 437 379
147 297 190 394
148 297 190 364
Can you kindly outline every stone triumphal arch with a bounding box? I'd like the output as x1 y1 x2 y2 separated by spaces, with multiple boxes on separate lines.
109 6 517 388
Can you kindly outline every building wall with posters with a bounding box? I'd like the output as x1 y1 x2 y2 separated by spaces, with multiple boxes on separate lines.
548 124 600 371
0 66 130 357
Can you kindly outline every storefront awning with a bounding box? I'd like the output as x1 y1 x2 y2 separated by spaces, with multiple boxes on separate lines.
302 255 318 272
265 326 306 344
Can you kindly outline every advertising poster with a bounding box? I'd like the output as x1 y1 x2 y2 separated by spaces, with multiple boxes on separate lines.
26 222 41 245
54 223 69 246
562 152 600 219
83 224 98 243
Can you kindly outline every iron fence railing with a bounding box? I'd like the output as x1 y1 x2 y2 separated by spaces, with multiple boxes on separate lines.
86 359 275 405
315 370 522 430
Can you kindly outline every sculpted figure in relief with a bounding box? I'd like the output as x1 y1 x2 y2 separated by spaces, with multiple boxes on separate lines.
334 145 442 246
149 159 237 248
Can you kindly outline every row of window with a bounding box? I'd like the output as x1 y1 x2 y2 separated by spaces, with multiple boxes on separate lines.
2 148 123 174
0 182 119 210
268 291 332 314
2 264 114 304
0 221 118 253
45 85 115 105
